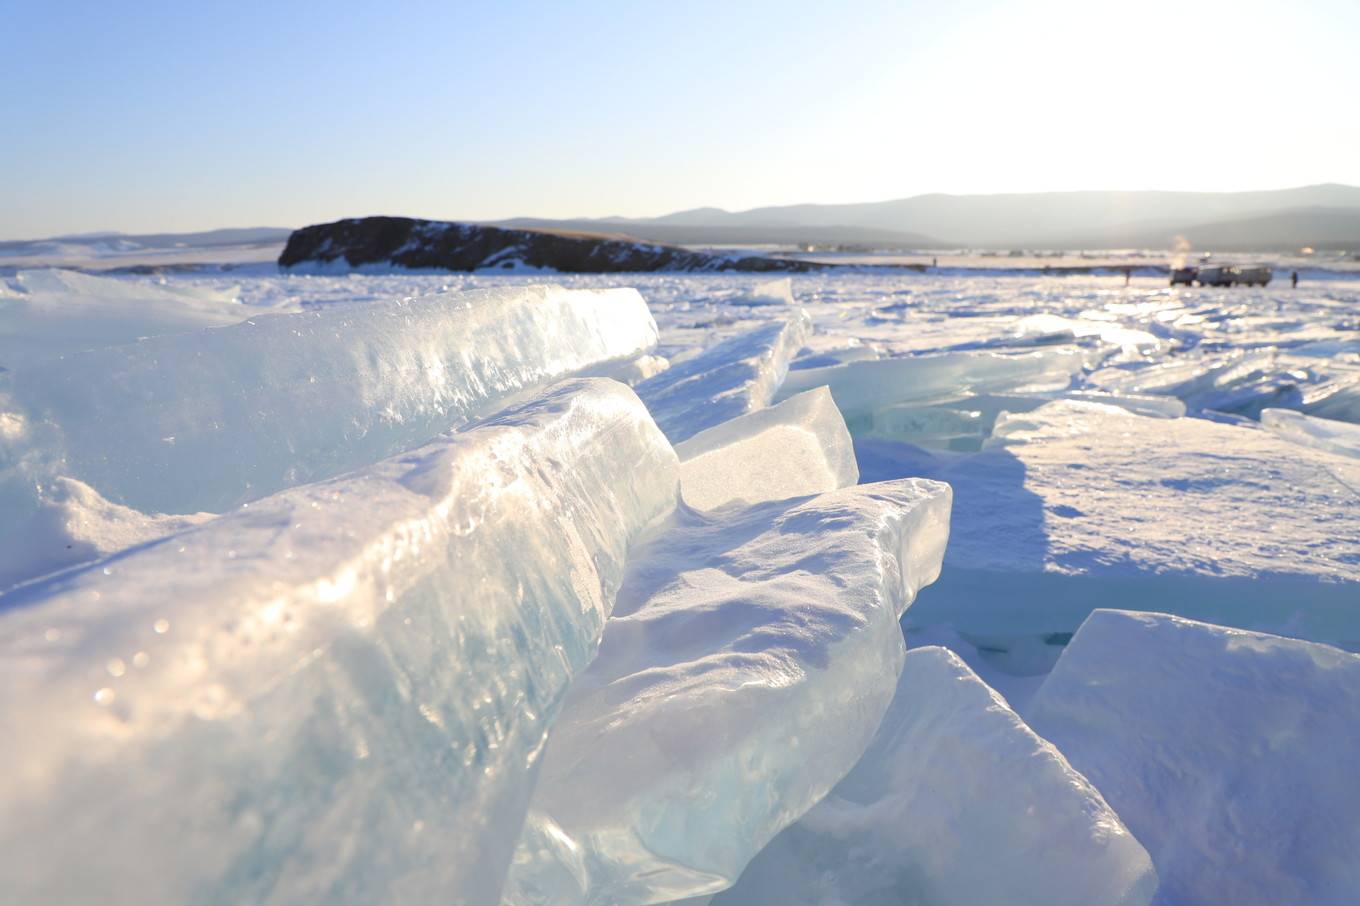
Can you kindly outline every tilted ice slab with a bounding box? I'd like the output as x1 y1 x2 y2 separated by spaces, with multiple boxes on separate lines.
0 269 295 371
504 480 952 906
0 379 678 906
2 283 658 516
776 347 1083 421
1087 350 1301 416
674 386 858 510
1260 407 1360 459
852 389 1184 453
899 400 1360 652
634 311 810 443
712 646 1156 906
1027 610 1360 906
1301 371 1360 424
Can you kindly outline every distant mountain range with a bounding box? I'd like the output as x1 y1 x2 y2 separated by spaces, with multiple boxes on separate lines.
7 185 1360 257
494 184 1360 252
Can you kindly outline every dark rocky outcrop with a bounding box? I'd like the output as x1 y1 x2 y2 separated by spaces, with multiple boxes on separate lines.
278 217 826 273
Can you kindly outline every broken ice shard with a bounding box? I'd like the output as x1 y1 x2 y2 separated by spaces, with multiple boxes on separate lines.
1027 609 1360 906
635 311 810 443
776 347 1083 420
0 378 677 906
504 479 951 905
675 386 858 510
713 646 1156 906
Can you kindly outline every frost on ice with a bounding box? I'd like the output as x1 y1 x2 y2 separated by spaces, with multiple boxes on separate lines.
1027 609 1360 906
714 646 1156 906
634 311 810 443
0 379 677 906
2 284 658 517
898 400 1360 658
503 479 952 906
675 386 858 510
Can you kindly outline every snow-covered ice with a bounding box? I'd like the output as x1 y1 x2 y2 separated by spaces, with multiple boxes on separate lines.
503 480 951 906
675 386 858 510
635 311 810 442
713 646 1156 906
1027 609 1360 906
0 476 213 590
897 399 1360 655
0 378 677 906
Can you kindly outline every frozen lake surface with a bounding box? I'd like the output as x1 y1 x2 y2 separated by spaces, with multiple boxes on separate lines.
1 266 1357 905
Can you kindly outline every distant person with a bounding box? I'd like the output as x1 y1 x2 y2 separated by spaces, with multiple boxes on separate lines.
1292 270 1299 288
932 256 938 268
1123 267 1132 286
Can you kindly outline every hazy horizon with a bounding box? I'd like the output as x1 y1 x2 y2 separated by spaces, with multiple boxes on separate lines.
5 0 1358 240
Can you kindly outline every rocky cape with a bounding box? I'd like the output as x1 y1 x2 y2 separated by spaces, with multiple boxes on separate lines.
277 217 825 273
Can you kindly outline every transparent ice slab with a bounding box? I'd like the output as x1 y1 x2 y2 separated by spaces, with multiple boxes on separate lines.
504 479 952 905
0 378 678 906
675 386 857 510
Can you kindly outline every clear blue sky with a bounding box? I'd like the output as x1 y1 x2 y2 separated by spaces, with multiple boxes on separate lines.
4 0 1358 239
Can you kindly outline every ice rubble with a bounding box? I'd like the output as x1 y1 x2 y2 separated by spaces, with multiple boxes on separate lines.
727 276 795 307
1087 350 1304 417
1027 610 1360 906
634 311 810 442
1300 371 1360 424
0 379 677 906
0 269 294 370
675 386 858 510
713 646 1156 906
775 347 1083 421
1260 407 1360 458
503 480 952 906
1 284 657 518
898 400 1360 654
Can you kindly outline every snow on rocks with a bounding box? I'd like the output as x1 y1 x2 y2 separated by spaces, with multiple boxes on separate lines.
711 646 1157 906
899 399 1360 655
0 378 677 906
1 283 658 518
675 386 858 510
1027 609 1360 906
635 311 810 443
503 479 952 906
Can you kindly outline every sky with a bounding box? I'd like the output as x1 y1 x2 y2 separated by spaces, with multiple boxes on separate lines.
3 0 1358 239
